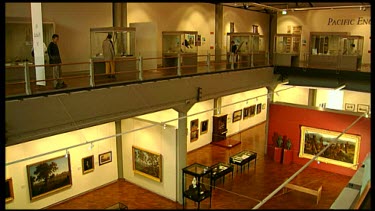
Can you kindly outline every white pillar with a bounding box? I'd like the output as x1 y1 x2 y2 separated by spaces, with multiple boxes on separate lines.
31 3 46 86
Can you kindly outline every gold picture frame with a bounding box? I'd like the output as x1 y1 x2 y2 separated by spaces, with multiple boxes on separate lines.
232 109 242 122
6 178 14 203
26 155 72 201
132 146 162 182
299 126 361 170
82 155 94 174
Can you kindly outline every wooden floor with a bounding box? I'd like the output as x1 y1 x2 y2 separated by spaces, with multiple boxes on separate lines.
47 122 357 209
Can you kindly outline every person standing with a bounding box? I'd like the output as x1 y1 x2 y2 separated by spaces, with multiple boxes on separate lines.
102 34 116 78
47 34 66 89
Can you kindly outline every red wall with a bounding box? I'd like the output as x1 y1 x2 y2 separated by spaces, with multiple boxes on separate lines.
267 103 371 177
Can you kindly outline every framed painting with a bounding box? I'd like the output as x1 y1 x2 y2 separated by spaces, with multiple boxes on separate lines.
299 126 361 170
6 178 14 203
132 146 162 182
190 119 199 142
200 120 208 135
357 104 369 113
345 103 355 111
27 155 72 201
249 105 256 116
256 103 262 114
232 109 242 122
243 107 251 119
82 155 94 174
99 151 112 166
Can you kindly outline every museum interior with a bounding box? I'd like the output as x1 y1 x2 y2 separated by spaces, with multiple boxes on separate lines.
5 2 371 210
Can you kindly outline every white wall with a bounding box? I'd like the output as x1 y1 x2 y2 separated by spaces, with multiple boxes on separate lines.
343 90 370 112
277 8 371 64
221 87 268 137
274 85 310 105
5 122 117 209
187 99 214 152
121 118 177 201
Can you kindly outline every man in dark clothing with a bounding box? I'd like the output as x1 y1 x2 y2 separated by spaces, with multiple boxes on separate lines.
47 34 66 89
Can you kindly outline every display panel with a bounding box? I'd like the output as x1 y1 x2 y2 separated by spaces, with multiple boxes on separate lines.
132 146 162 182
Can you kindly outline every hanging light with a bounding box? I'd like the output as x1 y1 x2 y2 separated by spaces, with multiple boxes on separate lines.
282 9 287 15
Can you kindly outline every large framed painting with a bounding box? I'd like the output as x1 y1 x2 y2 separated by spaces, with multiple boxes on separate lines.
190 119 199 142
132 146 162 182
27 155 72 201
299 126 361 170
6 178 14 203
82 155 94 174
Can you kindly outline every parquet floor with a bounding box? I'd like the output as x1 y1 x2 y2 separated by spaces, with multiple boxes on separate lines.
47 122 359 210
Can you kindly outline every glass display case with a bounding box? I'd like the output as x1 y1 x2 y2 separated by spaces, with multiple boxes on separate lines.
182 163 212 209
90 27 136 76
308 32 363 71
162 31 198 73
226 32 266 68
273 33 301 67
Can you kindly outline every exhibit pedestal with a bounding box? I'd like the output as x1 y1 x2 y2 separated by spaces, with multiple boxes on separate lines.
283 149 292 165
274 147 283 163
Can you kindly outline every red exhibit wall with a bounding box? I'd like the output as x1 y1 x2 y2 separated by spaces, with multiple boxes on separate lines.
267 103 371 177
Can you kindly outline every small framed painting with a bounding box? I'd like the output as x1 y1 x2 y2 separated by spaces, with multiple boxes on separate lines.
82 155 94 174
6 178 14 203
345 103 355 111
99 151 112 166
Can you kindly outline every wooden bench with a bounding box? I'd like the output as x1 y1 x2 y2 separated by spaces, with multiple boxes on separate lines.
283 183 322 204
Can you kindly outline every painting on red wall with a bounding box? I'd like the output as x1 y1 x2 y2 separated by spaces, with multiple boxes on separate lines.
299 126 361 170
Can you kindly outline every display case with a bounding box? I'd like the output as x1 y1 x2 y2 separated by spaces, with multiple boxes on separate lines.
309 32 363 71
226 32 266 68
182 163 212 209
273 33 301 67
212 114 228 142
162 31 198 73
90 27 136 77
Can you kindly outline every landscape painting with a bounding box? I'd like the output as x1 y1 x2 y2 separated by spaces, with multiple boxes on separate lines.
299 126 361 170
27 155 72 201
132 146 162 182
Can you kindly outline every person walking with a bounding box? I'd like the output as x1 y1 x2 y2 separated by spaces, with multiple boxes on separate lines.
102 33 116 78
47 34 66 89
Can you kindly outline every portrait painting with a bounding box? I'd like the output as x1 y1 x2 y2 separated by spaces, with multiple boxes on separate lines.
299 126 361 170
27 155 72 201
132 146 162 182
200 120 208 135
190 119 199 142
82 155 94 174
6 178 14 203
256 103 262 114
99 151 112 166
243 107 251 119
249 105 256 116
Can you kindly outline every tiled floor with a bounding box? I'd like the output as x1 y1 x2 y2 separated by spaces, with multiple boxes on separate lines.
47 122 358 209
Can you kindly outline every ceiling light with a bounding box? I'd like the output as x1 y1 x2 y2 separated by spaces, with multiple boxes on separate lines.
282 9 287 15
334 84 346 91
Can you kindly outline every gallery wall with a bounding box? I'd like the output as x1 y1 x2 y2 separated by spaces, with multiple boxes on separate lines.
277 8 371 64
267 103 371 177
121 118 177 201
274 85 310 105
5 122 117 209
221 87 268 137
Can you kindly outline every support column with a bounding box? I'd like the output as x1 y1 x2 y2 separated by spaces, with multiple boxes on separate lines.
214 97 222 115
31 3 46 86
308 89 317 107
115 120 124 179
269 13 278 65
214 3 223 65
173 103 193 204
264 85 277 155
112 3 127 27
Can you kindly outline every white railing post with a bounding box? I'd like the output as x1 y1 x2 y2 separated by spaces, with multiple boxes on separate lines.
177 53 182 76
24 61 32 95
207 53 211 72
89 58 95 87
138 55 143 81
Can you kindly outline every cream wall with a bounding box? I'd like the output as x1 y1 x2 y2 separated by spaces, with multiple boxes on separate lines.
5 122 117 209
127 3 216 59
187 99 215 152
277 9 371 64
274 85 310 105
121 118 177 201
223 6 270 53
221 87 268 137
343 90 371 112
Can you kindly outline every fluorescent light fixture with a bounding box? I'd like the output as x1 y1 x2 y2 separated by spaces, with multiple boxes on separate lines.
335 84 346 91
279 81 289 85
282 9 287 15
65 149 69 158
